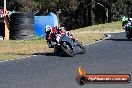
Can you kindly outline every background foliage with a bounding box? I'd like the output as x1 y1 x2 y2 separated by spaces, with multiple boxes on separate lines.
1 0 132 30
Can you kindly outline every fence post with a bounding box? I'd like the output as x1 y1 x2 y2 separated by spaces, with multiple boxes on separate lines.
4 16 9 40
4 0 9 40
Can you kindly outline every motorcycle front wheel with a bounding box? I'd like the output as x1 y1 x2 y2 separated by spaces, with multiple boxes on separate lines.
60 42 74 57
75 41 86 54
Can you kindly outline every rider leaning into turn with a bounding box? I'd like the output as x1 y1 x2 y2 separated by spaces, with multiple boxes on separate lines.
45 25 76 42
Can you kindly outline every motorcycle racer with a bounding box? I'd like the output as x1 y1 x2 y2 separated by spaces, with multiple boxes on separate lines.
121 16 132 30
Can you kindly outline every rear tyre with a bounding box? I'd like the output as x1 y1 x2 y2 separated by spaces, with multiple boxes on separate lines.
60 42 74 57
10 35 34 40
10 29 34 36
10 12 34 18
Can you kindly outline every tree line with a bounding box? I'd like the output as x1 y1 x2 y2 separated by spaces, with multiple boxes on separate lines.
2 0 132 30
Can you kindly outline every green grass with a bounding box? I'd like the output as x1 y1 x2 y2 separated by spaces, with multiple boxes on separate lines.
74 33 103 44
71 21 122 44
71 21 122 33
0 21 122 61
0 39 52 56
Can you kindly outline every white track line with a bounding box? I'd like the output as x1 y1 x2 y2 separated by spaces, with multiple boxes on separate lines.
104 34 111 39
26 56 31 58
0 61 4 63
16 58 22 60
3 60 9 62
9 59 15 61
32 55 37 57
85 33 111 46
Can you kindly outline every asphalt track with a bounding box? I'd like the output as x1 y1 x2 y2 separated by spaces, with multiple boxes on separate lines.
0 32 132 88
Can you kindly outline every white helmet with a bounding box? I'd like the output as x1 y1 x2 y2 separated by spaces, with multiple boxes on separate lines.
45 25 52 34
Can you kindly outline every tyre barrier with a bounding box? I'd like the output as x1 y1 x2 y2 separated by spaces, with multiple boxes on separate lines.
10 12 34 40
10 29 34 36
10 35 34 40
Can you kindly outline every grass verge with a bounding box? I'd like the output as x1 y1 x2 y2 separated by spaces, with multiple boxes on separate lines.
71 21 122 33
0 40 53 60
0 21 122 61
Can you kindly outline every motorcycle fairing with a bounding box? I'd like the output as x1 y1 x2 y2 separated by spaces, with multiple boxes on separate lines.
59 34 75 48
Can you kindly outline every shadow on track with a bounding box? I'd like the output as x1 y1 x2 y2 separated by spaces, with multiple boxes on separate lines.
7 52 71 57
33 52 70 57
105 38 132 41
33 52 58 56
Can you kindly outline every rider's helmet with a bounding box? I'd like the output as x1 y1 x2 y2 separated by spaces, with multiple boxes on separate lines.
58 27 66 34
45 25 52 34
121 16 129 26
121 16 128 22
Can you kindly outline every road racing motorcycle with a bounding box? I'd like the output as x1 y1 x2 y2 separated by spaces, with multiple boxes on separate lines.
45 25 86 57
123 21 132 39
121 16 132 39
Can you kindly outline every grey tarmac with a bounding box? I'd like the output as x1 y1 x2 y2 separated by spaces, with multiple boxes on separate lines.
0 32 132 88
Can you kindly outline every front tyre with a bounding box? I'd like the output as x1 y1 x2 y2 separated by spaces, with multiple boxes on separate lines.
126 34 130 39
80 45 86 54
60 42 74 57
76 41 86 54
